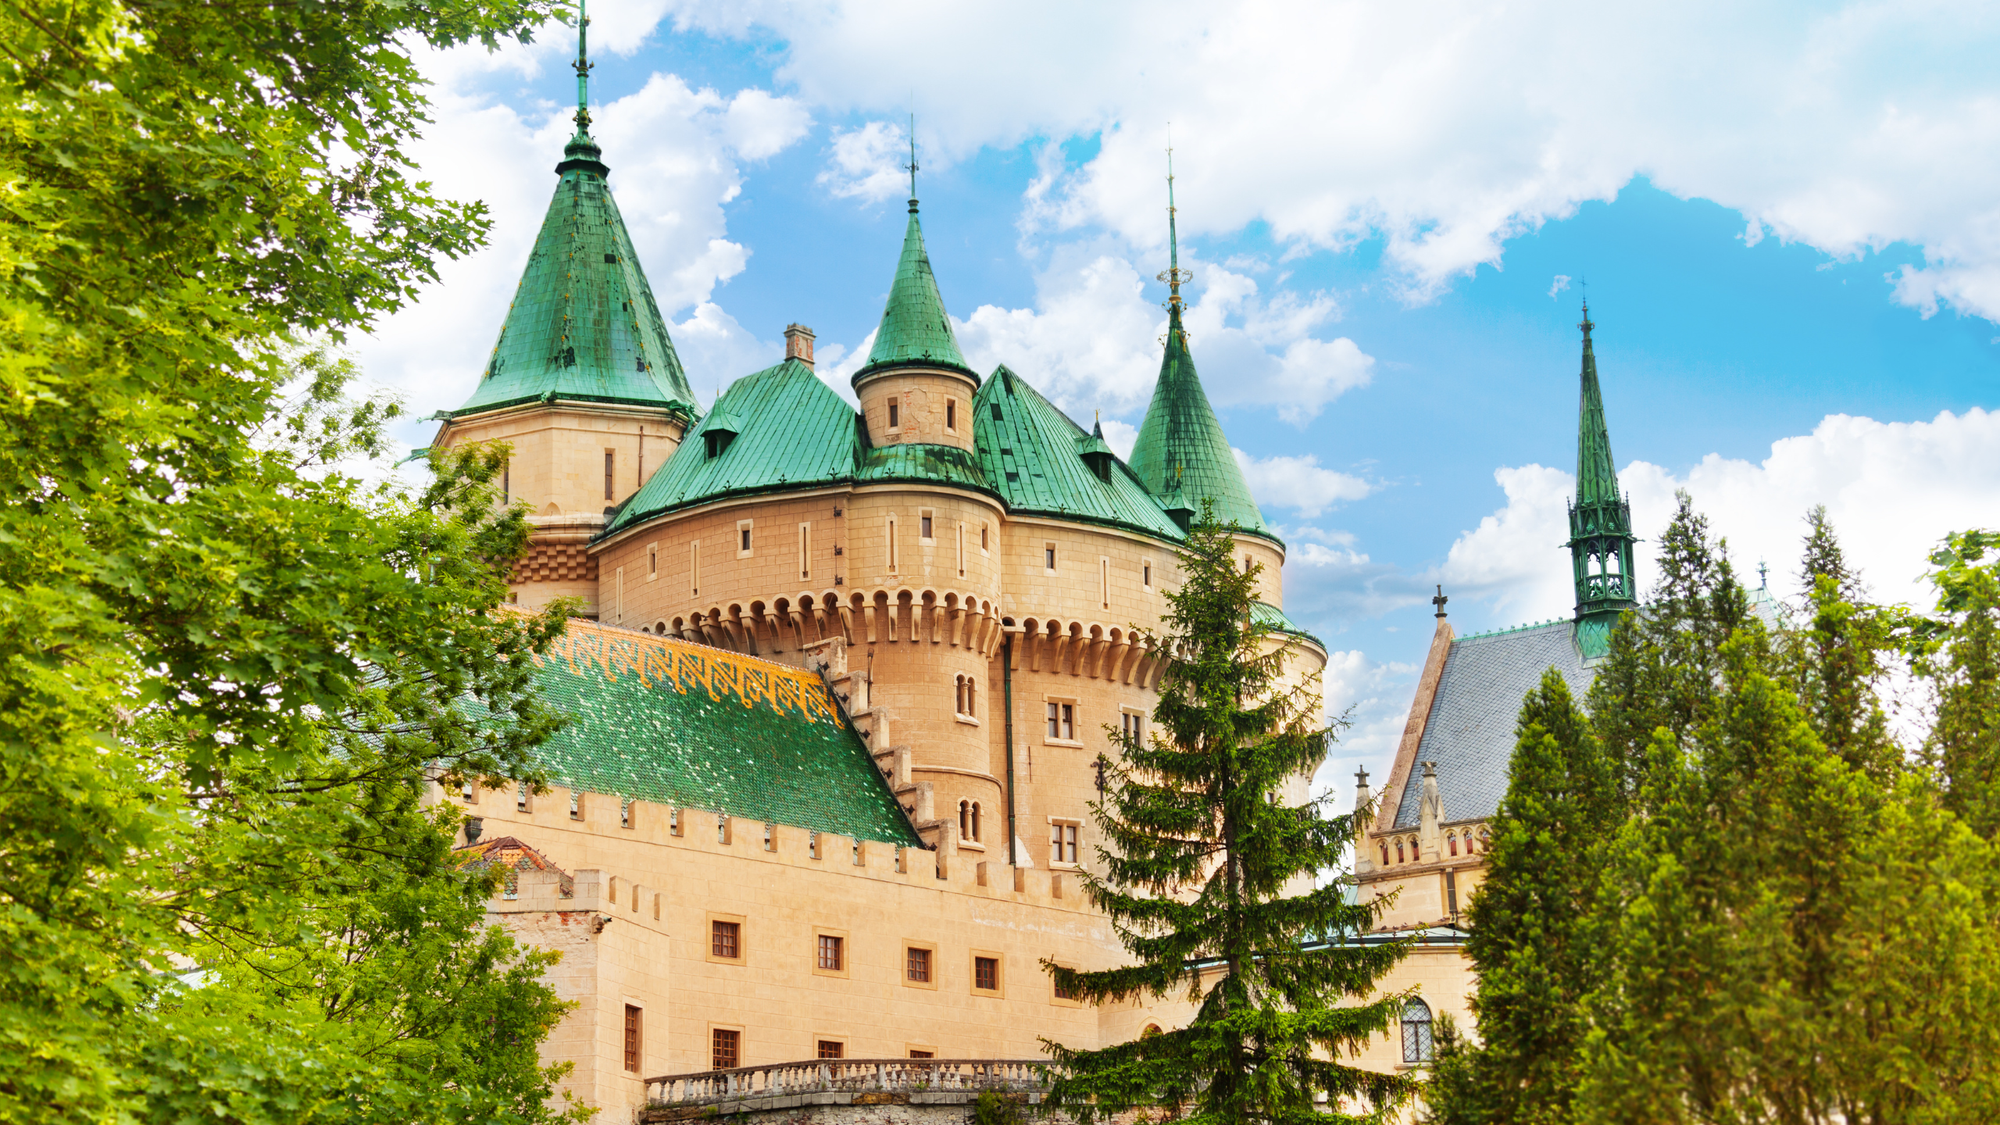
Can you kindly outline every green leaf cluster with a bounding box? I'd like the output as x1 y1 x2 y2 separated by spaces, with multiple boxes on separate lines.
1426 495 2000 1124
1 0 592 1121
1043 508 1413 1125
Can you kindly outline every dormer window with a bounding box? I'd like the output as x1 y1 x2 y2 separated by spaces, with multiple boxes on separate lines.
705 431 733 458
704 409 743 459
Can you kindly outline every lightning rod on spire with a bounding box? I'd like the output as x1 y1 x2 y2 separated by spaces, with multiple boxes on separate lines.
905 113 919 211
573 0 594 134
1158 124 1192 313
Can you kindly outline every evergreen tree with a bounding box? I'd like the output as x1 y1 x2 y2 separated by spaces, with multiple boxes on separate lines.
1784 506 1900 778
1425 671 1617 1125
1044 509 1411 1125
1923 530 2000 838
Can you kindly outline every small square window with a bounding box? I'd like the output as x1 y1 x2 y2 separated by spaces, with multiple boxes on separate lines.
817 934 844 972
818 1040 844 1060
712 920 741 959
712 1028 740 1071
1046 701 1075 741
906 946 932 983
974 956 1000 993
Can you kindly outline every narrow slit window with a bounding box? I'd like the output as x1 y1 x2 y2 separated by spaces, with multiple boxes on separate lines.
946 399 957 431
887 398 900 430
623 1005 642 1073
799 522 811 579
604 450 615 501
691 541 701 597
1044 544 1057 571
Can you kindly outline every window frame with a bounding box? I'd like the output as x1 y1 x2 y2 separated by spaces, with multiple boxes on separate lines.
902 942 938 989
970 951 1003 997
1049 819 1081 868
623 1004 644 1073
1043 542 1057 574
1044 697 1080 745
798 522 812 580
812 928 849 977
736 519 754 559
1401 999 1435 1065
647 541 659 580
710 1026 742 1071
918 508 936 544
707 914 746 964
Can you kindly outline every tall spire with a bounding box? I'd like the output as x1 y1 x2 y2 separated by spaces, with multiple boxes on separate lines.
1567 298 1637 659
446 0 695 421
855 117 971 382
1129 145 1272 542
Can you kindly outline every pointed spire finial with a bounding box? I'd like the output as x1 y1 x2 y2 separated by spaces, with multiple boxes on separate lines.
905 113 919 214
572 0 594 136
1157 126 1193 315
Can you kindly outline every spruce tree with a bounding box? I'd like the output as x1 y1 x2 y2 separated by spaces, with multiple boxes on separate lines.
1044 510 1411 1125
1924 530 2000 838
1425 672 1616 1125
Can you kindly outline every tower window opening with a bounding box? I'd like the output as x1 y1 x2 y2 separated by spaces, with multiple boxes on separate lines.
1380 843 1390 866
1448 832 1458 856
604 450 615 501
1395 840 1405 864
887 398 901 430
946 399 957 431
970 802 981 841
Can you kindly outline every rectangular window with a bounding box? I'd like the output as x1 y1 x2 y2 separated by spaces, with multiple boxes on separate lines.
1054 974 1075 1001
887 397 901 430
620 798 632 829
817 934 844 972
711 920 741 959
980 523 990 553
624 1005 642 1073
799 522 812 580
670 808 682 836
1143 560 1153 589
691 540 701 597
717 814 731 845
1044 543 1057 572
764 823 775 851
615 566 624 623
974 956 1000 993
920 511 934 541
604 450 615 501
517 780 530 812
460 780 475 802
569 791 582 821
808 831 820 860
906 946 932 983
956 523 965 577
737 519 753 558
648 542 658 579
712 1028 740 1071
946 399 957 431
1046 701 1075 741
1100 557 1110 608
1122 710 1145 744
1051 822 1079 865
502 466 510 504
910 1050 935 1059
887 517 898 572
818 1040 844 1060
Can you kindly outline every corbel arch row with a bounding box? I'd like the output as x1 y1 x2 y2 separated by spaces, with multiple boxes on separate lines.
1010 616 1161 687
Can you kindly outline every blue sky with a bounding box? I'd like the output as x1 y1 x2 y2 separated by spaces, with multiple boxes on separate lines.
366 0 2000 791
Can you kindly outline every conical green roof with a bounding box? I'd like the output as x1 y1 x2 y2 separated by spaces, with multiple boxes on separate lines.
1575 304 1618 506
1127 305 1273 540
853 202 971 384
449 132 697 419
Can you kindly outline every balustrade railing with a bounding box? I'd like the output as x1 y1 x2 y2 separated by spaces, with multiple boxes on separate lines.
646 1058 1048 1107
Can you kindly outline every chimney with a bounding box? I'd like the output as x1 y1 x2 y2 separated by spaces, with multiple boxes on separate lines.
784 323 815 368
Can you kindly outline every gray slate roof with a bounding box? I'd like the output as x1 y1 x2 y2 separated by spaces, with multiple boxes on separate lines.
1391 620 1594 830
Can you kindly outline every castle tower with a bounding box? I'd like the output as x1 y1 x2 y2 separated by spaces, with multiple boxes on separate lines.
1567 301 1637 659
1126 151 1284 600
429 1 698 614
851 130 979 452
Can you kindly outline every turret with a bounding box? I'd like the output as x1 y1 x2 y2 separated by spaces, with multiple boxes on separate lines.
428 1 697 613
1567 300 1638 659
851 125 978 453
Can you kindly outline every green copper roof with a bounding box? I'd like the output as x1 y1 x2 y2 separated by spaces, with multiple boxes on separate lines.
449 134 697 419
1127 305 1274 542
1251 600 1324 651
527 620 923 847
857 442 993 492
854 202 971 383
606 358 859 534
974 366 1186 542
1576 303 1619 507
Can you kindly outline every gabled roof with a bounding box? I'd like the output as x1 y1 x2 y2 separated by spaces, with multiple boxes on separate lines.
853 202 972 383
1391 620 1592 831
448 134 697 420
605 358 859 534
1126 306 1275 543
974 366 1187 542
526 619 924 847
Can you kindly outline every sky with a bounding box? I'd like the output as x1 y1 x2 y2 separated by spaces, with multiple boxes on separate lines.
361 0 2000 805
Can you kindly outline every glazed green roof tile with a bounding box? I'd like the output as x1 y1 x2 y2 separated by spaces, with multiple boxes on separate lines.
1251 600 1325 651
526 620 922 846
854 203 972 383
973 366 1187 542
449 136 697 420
1127 305 1275 542
606 358 860 534
857 442 993 493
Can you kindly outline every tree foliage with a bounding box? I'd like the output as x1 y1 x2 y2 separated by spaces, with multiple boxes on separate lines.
1043 509 1412 1125
0 0 586 1120
1427 494 2000 1124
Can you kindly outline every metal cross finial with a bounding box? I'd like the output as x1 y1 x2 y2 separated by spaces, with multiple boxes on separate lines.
1433 584 1449 618
905 113 919 208
1157 124 1192 311
1758 560 1768 590
572 0 594 134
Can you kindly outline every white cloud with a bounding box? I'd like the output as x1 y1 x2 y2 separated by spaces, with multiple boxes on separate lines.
1438 409 2000 624
1314 649 1422 811
1101 419 1139 459
818 120 911 202
1233 449 1372 518
660 0 2000 321
1549 274 1572 299
356 46 811 426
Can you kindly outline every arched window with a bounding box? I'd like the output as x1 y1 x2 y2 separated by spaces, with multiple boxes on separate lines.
1401 999 1434 1064
1395 840 1405 864
1478 827 1490 852
970 802 981 841
1379 843 1390 866
958 800 971 839
966 679 976 716
1448 832 1459 856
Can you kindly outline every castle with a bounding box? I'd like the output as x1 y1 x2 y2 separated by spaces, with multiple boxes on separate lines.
414 18 1651 1121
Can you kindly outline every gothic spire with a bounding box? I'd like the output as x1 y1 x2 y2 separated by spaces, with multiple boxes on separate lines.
853 118 972 383
1567 299 1637 659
